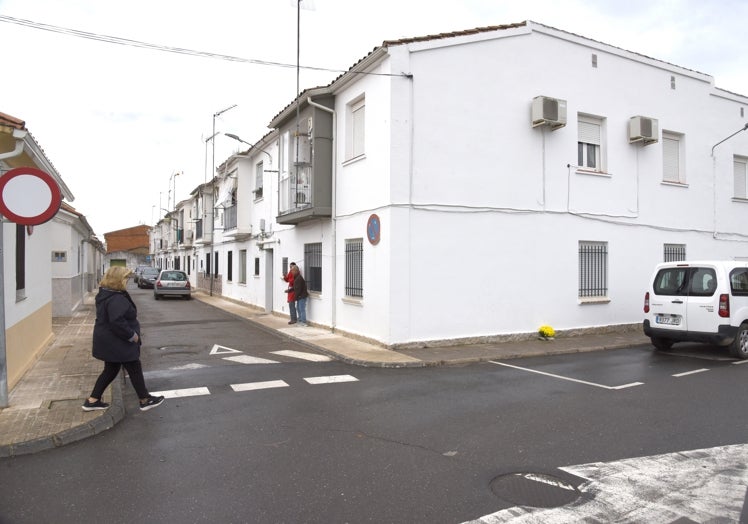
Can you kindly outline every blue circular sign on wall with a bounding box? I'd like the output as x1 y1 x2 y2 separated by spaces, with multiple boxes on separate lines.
367 214 380 245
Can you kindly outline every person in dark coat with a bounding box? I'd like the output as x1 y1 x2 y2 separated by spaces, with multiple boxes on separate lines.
82 266 164 412
291 265 309 326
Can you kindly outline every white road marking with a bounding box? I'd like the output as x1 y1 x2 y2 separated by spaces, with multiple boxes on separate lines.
270 350 332 362
673 368 709 377
210 344 242 355
151 387 210 398
223 355 279 365
733 360 748 365
231 380 289 392
465 443 748 523
304 375 359 384
520 473 576 491
489 361 644 390
168 363 208 370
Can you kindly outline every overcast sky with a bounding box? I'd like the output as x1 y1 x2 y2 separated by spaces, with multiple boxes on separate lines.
1 0 747 238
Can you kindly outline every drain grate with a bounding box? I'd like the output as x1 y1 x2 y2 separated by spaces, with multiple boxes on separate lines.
490 472 581 508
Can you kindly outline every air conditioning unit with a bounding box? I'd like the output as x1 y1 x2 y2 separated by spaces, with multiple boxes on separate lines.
628 116 659 144
532 96 567 130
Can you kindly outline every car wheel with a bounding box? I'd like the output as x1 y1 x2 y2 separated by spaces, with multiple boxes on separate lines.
651 337 674 351
729 324 748 359
184 294 192 300
154 293 160 300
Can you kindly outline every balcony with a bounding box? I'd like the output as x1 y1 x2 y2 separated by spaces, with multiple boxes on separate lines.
222 205 252 241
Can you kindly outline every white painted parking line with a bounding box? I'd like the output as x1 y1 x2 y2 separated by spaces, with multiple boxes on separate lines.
271 350 332 362
733 360 748 365
223 355 279 365
304 375 359 385
231 380 289 392
489 361 644 390
673 368 709 377
151 387 211 398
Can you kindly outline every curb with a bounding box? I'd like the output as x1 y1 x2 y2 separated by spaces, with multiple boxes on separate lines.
0 373 125 458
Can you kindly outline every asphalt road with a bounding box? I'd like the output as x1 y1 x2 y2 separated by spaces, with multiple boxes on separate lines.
1 285 747 523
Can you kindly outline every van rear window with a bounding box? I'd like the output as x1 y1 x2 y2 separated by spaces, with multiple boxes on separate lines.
653 267 717 296
730 268 748 296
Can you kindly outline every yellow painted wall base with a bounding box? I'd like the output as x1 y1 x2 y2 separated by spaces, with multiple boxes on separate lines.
6 302 53 390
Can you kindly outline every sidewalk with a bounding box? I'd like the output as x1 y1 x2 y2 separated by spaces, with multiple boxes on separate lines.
0 291 650 457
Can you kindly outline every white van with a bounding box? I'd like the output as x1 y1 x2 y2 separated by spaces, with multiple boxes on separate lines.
643 260 748 359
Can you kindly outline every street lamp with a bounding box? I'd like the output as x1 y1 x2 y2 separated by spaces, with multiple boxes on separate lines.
225 133 273 164
209 104 237 295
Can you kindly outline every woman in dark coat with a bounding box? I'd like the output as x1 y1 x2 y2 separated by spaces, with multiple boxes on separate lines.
82 266 164 412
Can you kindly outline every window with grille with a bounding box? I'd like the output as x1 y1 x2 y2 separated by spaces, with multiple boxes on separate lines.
663 131 684 183
664 244 686 262
227 251 233 281
579 241 608 298
345 239 363 298
304 243 322 292
577 115 604 171
282 257 289 278
254 257 260 277
734 156 747 199
214 252 219 277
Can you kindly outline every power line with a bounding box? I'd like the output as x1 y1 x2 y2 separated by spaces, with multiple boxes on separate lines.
0 14 406 77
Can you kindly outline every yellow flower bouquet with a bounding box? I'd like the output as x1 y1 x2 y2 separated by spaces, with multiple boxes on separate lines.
538 325 555 339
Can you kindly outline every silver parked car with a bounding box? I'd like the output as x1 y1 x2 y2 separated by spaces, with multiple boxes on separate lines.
154 270 192 300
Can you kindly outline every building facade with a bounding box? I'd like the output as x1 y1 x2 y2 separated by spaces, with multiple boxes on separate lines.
152 21 748 348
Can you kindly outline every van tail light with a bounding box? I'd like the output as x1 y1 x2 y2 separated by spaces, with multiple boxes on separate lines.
719 294 730 318
185 281 191 289
644 292 650 313
156 281 162 288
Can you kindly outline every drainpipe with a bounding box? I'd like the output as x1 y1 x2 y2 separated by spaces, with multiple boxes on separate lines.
307 97 337 331
0 128 28 408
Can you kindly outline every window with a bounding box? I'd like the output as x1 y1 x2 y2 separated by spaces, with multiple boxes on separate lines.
16 224 25 299
577 115 604 171
282 257 289 277
579 241 608 298
304 242 322 293
239 250 247 283
663 131 684 183
205 253 211 275
664 244 686 262
734 156 747 199
346 96 365 160
52 251 67 262
254 161 264 200
227 251 233 282
345 239 363 298
214 252 219 277
254 257 260 277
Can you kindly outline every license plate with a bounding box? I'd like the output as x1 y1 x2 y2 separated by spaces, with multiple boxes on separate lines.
656 315 681 326
167 281 183 287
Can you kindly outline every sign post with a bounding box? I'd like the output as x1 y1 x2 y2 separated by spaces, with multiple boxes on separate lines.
0 167 62 408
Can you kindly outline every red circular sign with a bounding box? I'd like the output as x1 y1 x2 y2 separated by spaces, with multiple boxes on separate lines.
0 167 62 225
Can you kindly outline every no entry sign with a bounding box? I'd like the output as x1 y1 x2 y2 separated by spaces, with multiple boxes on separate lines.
0 167 62 225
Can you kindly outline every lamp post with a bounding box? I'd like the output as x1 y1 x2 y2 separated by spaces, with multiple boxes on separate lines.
209 105 237 296
225 133 273 164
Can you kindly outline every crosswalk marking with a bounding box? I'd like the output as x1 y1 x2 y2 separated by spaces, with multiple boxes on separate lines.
231 380 289 392
304 375 359 384
223 355 279 365
270 350 332 362
151 387 211 398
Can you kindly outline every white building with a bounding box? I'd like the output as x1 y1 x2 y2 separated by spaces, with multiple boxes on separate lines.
0 112 77 391
154 21 748 348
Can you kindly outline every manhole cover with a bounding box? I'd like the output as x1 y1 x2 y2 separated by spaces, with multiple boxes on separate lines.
490 472 581 508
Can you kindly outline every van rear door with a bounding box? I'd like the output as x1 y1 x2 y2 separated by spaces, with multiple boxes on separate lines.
650 266 689 332
685 266 719 334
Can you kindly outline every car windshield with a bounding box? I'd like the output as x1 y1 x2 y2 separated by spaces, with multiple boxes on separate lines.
143 269 160 277
160 271 186 281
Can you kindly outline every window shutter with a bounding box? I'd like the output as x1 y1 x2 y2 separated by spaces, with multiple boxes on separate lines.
735 159 747 198
663 136 680 182
578 120 600 145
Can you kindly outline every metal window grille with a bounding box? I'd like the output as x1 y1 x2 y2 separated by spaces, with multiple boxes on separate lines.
254 257 260 276
304 243 322 293
664 244 686 262
282 257 288 277
345 239 363 297
227 251 233 281
579 241 608 297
